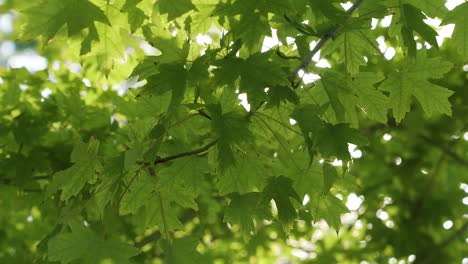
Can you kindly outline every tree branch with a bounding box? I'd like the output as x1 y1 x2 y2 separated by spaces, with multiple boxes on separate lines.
290 0 364 86
148 139 218 165
142 102 263 167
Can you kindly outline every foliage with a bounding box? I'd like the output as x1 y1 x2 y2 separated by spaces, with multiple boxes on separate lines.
0 0 467 263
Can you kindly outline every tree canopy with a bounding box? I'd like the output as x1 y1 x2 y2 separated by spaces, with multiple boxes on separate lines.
0 0 467 263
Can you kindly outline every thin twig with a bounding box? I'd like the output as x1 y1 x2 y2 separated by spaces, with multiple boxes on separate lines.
135 230 161 248
117 170 140 208
158 192 170 240
149 139 218 165
143 102 265 166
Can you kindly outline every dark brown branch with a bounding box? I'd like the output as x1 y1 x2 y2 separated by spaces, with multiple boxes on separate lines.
152 139 218 165
142 102 263 167
290 0 364 86
135 230 161 248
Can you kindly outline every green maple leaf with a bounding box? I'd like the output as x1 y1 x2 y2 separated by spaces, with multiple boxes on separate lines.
239 52 290 105
120 157 203 234
158 172 199 211
160 237 207 264
261 176 301 225
230 12 271 52
81 2 136 76
119 171 195 236
47 138 102 201
379 55 453 122
322 28 379 75
21 0 110 42
358 2 391 18
215 149 267 195
266 85 300 107
158 0 197 21
319 71 388 124
145 63 188 110
308 193 348 232
316 123 368 161
309 0 345 21
190 0 221 37
404 0 448 18
322 163 338 194
400 4 439 57
208 104 252 170
214 1 272 52
214 51 289 105
442 2 468 62
291 104 326 160
48 223 138 264
121 0 148 33
143 193 184 236
224 192 272 237
119 171 155 215
158 156 209 194
142 23 190 63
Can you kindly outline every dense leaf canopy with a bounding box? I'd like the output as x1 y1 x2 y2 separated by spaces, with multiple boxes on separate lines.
0 0 467 263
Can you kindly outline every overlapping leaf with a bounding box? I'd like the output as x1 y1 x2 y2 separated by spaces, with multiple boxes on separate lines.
47 138 102 201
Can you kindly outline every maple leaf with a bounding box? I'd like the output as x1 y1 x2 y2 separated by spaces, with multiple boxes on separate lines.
307 193 348 232
224 192 272 237
160 237 207 264
322 26 379 75
379 55 453 122
404 0 448 18
48 222 138 264
47 138 102 201
399 4 439 57
213 51 289 105
119 170 198 236
158 156 209 194
266 85 300 107
230 11 271 53
119 171 155 215
215 1 271 52
261 176 301 225
143 193 184 237
322 163 338 194
144 63 188 111
215 149 267 195
142 22 190 64
291 104 326 160
319 71 388 124
21 0 110 43
121 0 148 33
316 123 368 161
208 104 252 170
158 0 197 21
442 2 468 62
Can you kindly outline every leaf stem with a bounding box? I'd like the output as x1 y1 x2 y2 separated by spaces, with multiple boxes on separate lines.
158 191 170 240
